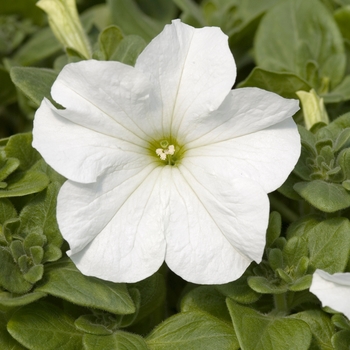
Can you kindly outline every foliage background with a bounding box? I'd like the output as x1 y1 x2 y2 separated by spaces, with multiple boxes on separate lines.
1 0 350 349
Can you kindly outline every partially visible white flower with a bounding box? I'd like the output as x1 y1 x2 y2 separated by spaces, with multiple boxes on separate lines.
32 20 300 284
310 269 350 319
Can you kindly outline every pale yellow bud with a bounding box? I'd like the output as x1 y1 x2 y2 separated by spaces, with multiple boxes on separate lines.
296 89 329 130
37 0 91 59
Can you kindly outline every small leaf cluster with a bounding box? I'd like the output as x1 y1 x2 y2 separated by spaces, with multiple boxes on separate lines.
0 211 61 294
0 133 49 197
249 213 350 298
279 113 350 213
3 259 166 350
0 132 65 294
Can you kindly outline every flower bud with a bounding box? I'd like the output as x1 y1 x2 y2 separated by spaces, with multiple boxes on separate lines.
37 0 91 59
296 89 329 130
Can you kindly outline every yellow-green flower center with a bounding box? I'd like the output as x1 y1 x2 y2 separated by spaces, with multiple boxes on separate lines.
150 138 185 166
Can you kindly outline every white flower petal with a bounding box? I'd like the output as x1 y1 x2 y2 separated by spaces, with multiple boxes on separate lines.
185 87 300 145
51 59 162 140
184 118 300 193
136 20 236 139
310 269 350 319
33 99 149 183
32 59 164 183
164 166 269 284
58 164 166 283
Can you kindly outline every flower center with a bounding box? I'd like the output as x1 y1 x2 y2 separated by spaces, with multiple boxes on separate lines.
155 140 176 165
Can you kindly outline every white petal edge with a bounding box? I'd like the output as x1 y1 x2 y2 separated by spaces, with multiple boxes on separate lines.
185 87 300 147
164 166 269 284
136 19 236 139
184 118 300 193
50 59 163 141
59 165 167 283
310 269 350 319
33 99 150 183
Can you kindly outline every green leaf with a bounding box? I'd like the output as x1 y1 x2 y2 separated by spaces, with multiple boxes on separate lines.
332 314 350 331
115 288 140 328
8 301 83 350
333 128 350 152
0 312 26 350
10 67 58 107
136 0 177 21
31 158 66 184
5 133 40 171
0 67 16 106
332 330 350 350
295 256 310 278
0 290 46 308
83 331 148 350
0 0 45 25
146 310 239 350
43 244 62 263
23 233 46 250
181 286 231 323
255 0 345 90
238 67 312 99
289 275 312 292
323 75 350 103
0 157 20 182
0 247 32 294
107 0 163 41
23 264 44 284
293 151 313 182
19 182 63 247
128 272 166 322
292 310 335 350
227 299 312 350
98 25 124 60
75 314 114 336
307 218 350 273
10 240 25 261
0 170 49 198
286 215 321 239
36 258 135 315
247 276 288 295
172 0 205 26
3 218 20 243
215 274 260 305
334 6 350 41
0 198 17 223
294 180 350 212
266 211 282 248
326 112 350 138
283 236 308 268
337 148 350 179
13 26 61 66
268 248 283 271
110 34 146 66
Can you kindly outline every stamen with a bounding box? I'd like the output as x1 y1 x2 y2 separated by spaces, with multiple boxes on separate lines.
167 145 175 155
156 144 175 161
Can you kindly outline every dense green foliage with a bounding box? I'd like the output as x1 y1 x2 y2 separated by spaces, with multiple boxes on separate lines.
1 0 350 348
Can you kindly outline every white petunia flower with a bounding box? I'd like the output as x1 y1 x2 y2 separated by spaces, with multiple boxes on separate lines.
310 269 350 319
32 20 300 284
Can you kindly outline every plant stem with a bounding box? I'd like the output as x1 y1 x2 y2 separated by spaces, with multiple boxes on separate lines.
274 293 289 313
269 195 299 223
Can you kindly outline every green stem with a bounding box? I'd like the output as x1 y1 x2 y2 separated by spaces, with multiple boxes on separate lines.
274 293 289 313
269 195 299 223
